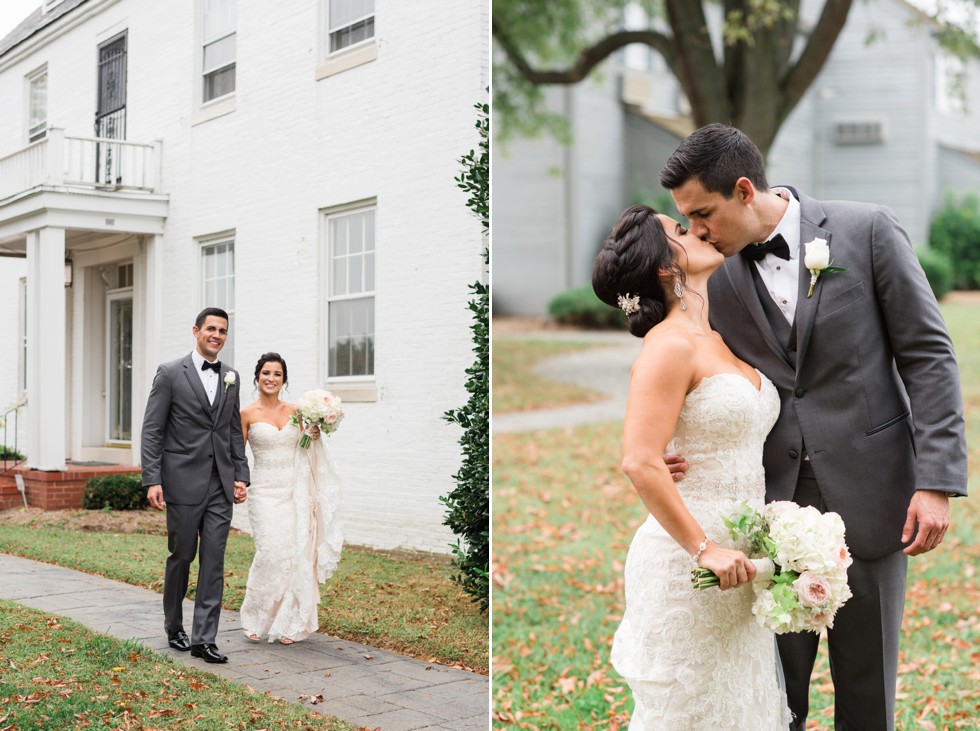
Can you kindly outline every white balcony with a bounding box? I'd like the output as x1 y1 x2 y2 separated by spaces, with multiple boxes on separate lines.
0 127 160 202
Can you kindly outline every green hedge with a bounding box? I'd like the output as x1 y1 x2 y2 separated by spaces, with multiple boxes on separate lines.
917 247 954 300
0 446 25 461
442 102 490 612
82 474 147 511
548 286 626 329
929 193 980 290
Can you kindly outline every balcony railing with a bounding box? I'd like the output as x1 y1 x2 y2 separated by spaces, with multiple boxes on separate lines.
0 127 161 202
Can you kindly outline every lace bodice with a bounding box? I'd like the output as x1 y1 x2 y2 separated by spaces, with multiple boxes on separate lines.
611 370 791 730
248 422 299 473
667 370 779 505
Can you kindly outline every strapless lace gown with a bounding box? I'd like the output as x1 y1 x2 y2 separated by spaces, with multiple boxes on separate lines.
239 422 343 642
611 372 792 730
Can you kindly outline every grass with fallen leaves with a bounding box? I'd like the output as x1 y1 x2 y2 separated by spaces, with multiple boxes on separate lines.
0 530 487 674
0 599 359 730
491 301 980 729
492 339 607 413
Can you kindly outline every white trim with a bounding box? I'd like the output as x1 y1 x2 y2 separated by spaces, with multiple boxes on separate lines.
17 276 27 399
315 40 377 81
191 95 237 126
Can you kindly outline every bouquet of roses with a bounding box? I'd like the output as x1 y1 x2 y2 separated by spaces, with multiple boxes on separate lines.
290 389 344 449
691 501 853 634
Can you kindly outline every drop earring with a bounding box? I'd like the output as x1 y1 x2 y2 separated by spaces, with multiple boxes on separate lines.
673 280 688 311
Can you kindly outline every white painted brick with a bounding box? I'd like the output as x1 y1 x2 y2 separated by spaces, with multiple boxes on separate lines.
0 0 488 553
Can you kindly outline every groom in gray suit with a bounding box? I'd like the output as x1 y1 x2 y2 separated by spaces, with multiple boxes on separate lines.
141 307 250 664
660 125 967 730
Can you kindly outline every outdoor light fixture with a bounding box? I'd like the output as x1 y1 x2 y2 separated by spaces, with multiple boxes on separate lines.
64 253 73 287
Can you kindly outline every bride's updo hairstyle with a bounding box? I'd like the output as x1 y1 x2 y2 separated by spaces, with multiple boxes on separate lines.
592 205 685 338
253 352 288 390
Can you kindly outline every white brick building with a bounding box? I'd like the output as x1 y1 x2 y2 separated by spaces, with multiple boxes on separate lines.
0 0 488 552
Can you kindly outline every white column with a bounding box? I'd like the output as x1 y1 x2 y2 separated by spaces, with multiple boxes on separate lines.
133 233 164 467
25 226 67 470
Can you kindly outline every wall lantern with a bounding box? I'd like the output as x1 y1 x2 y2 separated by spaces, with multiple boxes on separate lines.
64 253 73 287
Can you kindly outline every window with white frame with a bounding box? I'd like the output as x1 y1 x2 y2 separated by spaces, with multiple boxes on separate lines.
201 237 235 364
201 0 236 103
325 206 375 379
27 66 47 143
935 51 967 116
327 0 375 54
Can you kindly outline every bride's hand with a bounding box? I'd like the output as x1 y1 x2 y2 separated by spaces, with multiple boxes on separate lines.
697 544 757 590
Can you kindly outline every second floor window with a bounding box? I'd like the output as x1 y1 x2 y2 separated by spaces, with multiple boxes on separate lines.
328 0 375 54
202 0 236 103
27 67 47 143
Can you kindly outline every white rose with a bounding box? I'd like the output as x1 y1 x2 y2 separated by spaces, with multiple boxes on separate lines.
224 371 236 388
804 237 830 270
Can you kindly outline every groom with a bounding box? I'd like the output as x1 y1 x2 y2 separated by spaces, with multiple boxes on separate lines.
660 124 967 730
141 307 250 664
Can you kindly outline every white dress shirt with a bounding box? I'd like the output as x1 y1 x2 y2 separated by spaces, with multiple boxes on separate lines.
191 349 220 404
753 189 801 325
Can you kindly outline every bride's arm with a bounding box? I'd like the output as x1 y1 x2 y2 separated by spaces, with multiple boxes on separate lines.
622 332 755 590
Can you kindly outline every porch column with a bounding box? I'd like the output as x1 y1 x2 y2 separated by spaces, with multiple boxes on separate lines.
132 233 164 466
25 226 67 470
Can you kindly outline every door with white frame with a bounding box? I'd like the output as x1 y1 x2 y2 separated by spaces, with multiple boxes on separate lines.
106 264 134 443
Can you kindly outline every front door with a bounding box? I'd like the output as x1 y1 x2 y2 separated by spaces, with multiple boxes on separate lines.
107 288 133 443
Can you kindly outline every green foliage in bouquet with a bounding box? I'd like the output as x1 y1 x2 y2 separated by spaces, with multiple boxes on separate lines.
82 473 147 511
721 502 775 558
442 102 489 612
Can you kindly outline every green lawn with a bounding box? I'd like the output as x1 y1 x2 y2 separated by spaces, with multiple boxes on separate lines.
491 300 980 729
0 600 359 730
0 529 487 674
492 339 608 413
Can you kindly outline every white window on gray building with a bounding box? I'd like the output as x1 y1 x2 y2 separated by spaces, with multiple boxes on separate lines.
935 51 967 117
324 205 375 379
27 66 47 143
200 236 235 364
327 0 375 54
202 0 236 103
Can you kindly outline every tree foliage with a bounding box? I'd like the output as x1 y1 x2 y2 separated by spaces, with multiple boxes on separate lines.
494 0 980 155
443 103 490 612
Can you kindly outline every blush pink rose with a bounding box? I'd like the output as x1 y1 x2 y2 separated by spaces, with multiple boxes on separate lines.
793 571 832 608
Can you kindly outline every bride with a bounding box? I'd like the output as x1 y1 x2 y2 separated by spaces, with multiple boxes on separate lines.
238 352 343 644
592 205 791 728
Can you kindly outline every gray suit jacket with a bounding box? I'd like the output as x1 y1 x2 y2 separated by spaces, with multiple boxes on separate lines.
708 190 967 560
140 353 249 504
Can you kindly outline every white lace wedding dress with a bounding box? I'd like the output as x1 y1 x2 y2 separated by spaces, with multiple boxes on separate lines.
239 422 343 643
611 371 792 730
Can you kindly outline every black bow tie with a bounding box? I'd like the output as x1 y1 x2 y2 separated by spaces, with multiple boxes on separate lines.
741 234 790 262
201 360 221 373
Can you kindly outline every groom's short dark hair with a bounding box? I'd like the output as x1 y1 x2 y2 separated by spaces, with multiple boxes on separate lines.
660 123 769 198
195 307 229 329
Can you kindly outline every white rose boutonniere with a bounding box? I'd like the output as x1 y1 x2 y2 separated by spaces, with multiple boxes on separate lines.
223 371 236 392
803 237 846 297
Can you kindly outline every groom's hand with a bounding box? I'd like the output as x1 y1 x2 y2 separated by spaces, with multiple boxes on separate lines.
147 485 165 511
664 453 689 482
902 490 950 556
233 481 247 504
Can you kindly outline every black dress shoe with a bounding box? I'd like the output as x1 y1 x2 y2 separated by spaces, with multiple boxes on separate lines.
167 630 190 652
190 643 228 663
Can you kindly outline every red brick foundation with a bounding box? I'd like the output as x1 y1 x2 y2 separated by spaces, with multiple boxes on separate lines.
0 464 141 511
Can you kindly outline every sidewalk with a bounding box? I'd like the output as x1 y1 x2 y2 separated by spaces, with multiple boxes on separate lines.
492 328 640 434
0 553 487 731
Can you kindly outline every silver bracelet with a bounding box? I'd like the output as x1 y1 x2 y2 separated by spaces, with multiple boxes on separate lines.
693 537 709 565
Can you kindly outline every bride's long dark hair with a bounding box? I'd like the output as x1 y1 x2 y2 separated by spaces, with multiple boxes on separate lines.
592 205 686 338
